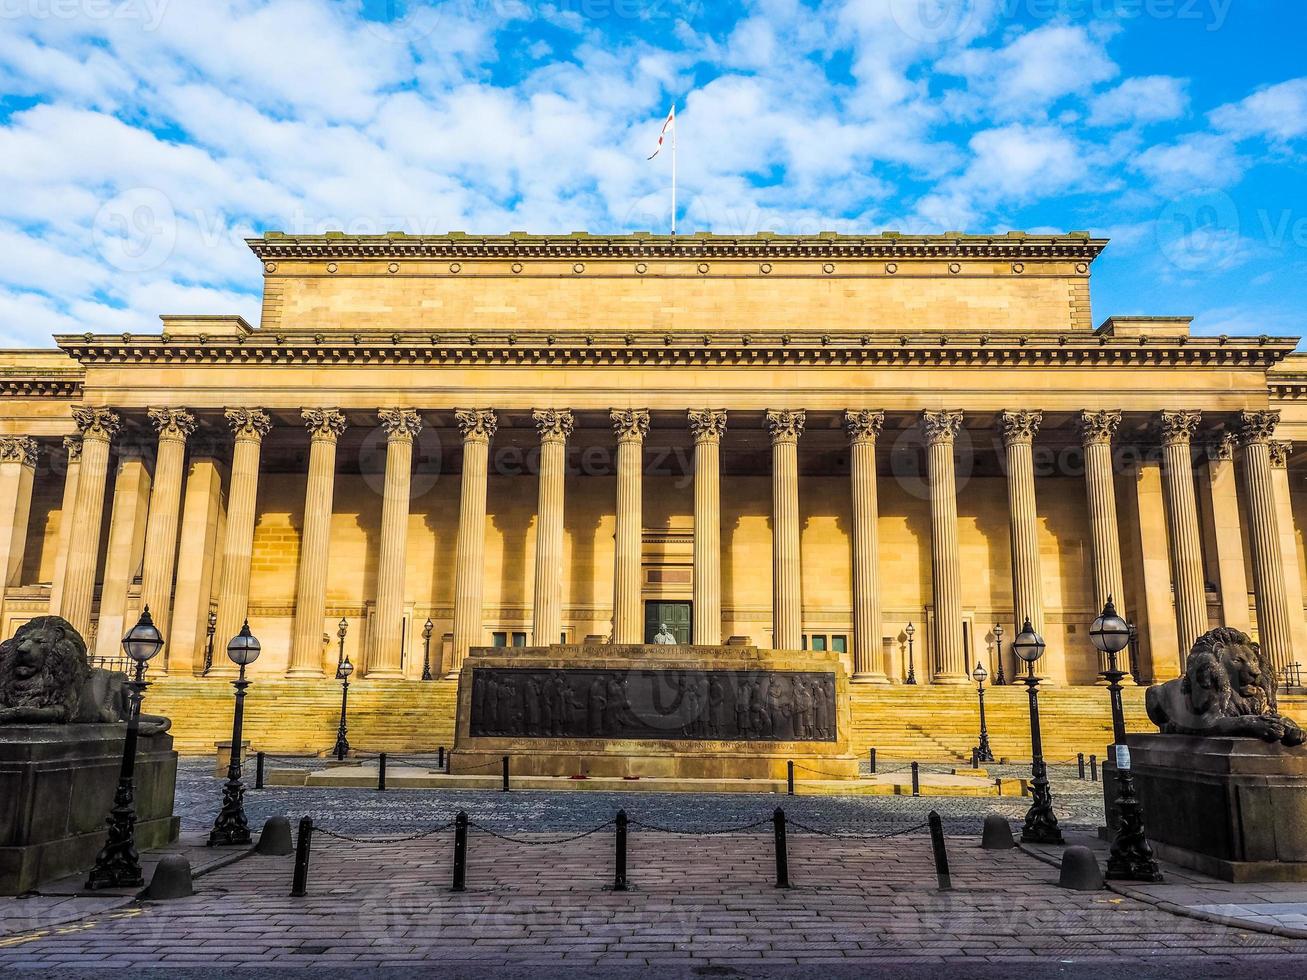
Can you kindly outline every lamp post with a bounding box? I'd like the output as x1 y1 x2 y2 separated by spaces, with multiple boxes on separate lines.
421 617 434 681
972 661 995 763
1126 619 1142 686
335 616 348 673
202 609 217 675
333 653 354 761
993 623 1006 685
86 607 164 889
904 621 917 685
208 621 262 846
1091 598 1162 881
1012 616 1063 845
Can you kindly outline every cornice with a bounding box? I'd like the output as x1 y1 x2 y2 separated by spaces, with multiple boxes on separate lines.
48 331 1298 371
0 369 83 398
246 231 1109 263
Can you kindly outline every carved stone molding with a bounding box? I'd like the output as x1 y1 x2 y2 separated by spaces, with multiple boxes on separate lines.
920 410 964 445
1270 441 1293 469
1205 434 1236 462
687 409 727 443
71 406 121 441
843 410 885 444
148 407 198 441
610 409 650 443
0 436 39 467
765 409 806 444
378 408 423 441
302 408 348 441
225 408 273 441
532 408 575 443
1078 409 1121 447
999 409 1043 447
63 435 82 463
1235 409 1280 447
455 409 498 442
1158 410 1201 445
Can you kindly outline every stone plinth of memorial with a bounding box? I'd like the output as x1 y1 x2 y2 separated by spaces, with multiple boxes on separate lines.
0 724 180 894
450 644 860 781
1127 732 1307 882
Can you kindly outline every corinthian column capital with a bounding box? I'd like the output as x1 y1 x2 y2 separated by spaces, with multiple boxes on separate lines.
225 408 273 441
455 409 498 443
1236 409 1280 447
1078 410 1121 447
72 406 121 441
843 410 885 444
302 408 348 441
765 409 805 444
1270 441 1293 469
1205 433 1236 462
532 408 575 443
921 410 963 446
1158 410 1201 446
0 436 39 467
148 407 198 441
63 435 82 463
688 409 727 443
610 409 650 443
378 408 423 442
999 409 1043 447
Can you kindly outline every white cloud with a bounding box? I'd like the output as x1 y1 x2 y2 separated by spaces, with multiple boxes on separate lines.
1088 76 1189 127
1132 133 1246 194
1211 77 1307 145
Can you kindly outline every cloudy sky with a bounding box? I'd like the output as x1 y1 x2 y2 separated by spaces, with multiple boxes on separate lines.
1 0 1304 346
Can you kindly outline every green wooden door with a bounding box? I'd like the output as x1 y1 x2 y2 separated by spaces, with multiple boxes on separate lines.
644 601 693 644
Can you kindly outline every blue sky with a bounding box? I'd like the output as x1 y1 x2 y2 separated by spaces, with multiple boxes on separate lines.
1 0 1305 346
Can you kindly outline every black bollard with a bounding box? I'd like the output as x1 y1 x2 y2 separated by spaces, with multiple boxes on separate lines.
613 809 629 892
869 747 877 774
971 748 978 770
378 753 387 792
928 810 952 891
787 760 795 796
1077 752 1085 780
502 755 510 792
911 761 920 797
1090 755 1098 782
445 750 452 775
772 807 790 889
290 817 313 898
438 746 445 769
255 751 265 790
451 810 468 892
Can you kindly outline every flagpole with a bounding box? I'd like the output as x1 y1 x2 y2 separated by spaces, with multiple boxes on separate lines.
671 103 677 237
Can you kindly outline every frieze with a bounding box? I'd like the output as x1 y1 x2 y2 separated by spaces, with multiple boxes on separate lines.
469 667 837 742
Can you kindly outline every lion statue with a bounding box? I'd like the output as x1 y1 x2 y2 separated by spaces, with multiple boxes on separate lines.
0 616 171 735
1146 626 1304 746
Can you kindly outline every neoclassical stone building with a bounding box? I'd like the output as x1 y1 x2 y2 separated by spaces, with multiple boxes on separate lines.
2 231 1306 700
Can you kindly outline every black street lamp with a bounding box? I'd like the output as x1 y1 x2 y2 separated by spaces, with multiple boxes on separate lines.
1127 619 1142 686
1090 598 1162 882
904 621 917 685
202 609 217 675
993 623 1006 685
1012 616 1063 845
208 621 262 847
421 617 434 681
972 661 995 763
335 616 348 673
333 653 354 761
86 607 165 889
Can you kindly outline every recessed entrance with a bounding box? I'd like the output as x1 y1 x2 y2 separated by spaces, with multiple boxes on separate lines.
644 600 692 644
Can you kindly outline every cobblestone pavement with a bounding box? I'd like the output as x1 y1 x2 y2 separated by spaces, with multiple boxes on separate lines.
175 758 1108 838
4 829 1307 971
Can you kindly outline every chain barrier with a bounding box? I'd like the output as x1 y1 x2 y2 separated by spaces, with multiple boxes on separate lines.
455 758 505 773
312 821 457 845
626 815 774 835
786 818 930 841
791 763 853 779
466 819 615 846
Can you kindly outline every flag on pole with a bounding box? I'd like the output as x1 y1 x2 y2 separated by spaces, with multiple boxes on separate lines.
647 105 675 159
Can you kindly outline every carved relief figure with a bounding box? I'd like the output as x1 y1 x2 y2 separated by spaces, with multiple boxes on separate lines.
1146 627 1305 745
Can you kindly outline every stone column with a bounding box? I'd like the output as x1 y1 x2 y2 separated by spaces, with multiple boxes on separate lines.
922 410 967 683
0 437 39 624
213 409 272 670
1270 441 1307 664
169 450 224 674
48 436 81 614
1200 435 1251 633
688 410 726 645
368 409 422 677
1079 411 1126 614
59 407 121 636
450 410 497 676
139 409 197 652
844 410 887 682
1159 410 1208 657
766 410 805 650
1236 411 1294 672
1001 410 1056 680
289 409 347 676
95 449 152 661
610 409 649 644
531 409 573 646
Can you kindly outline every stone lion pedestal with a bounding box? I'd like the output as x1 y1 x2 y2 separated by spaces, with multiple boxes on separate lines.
450 644 860 781
1127 733 1307 882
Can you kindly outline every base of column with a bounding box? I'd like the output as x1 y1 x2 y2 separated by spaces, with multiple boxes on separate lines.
284 666 324 679
365 669 405 680
930 673 970 685
850 672 890 684
444 670 460 681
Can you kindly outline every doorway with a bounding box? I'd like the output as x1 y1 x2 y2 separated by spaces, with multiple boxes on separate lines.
644 601 692 644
